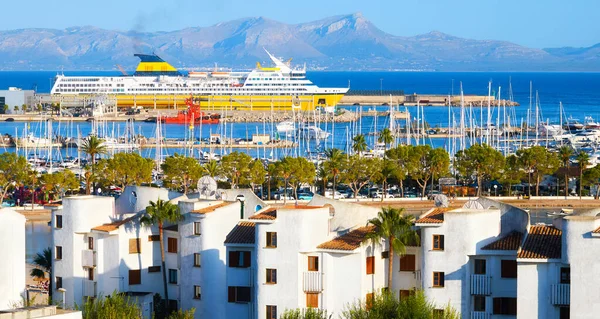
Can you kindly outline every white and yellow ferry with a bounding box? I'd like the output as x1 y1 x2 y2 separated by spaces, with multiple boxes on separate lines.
50 50 348 111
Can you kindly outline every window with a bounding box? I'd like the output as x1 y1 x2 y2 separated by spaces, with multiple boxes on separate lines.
306 293 319 308
193 222 201 235
308 256 319 271
129 270 141 285
129 238 141 254
167 237 178 253
194 253 201 267
266 269 277 284
501 260 517 278
560 306 570 319
366 293 374 310
228 286 251 303
399 290 413 300
560 267 571 284
88 237 94 250
381 251 389 259
229 251 251 268
55 276 63 289
55 246 63 260
148 266 161 273
474 259 486 275
433 272 445 287
400 254 416 271
168 269 178 284
88 268 94 281
366 256 375 274
194 286 201 300
493 297 517 315
148 235 160 242
473 296 486 312
266 232 277 248
56 215 63 229
433 235 444 250
266 305 277 319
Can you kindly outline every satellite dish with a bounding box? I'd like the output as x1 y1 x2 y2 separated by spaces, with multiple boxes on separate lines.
197 176 218 199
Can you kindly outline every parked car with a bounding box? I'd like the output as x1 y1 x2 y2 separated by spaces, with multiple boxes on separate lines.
297 192 314 201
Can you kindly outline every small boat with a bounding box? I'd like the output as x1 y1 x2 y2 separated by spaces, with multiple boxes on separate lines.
159 97 220 125
276 121 296 135
188 72 208 78
297 125 330 140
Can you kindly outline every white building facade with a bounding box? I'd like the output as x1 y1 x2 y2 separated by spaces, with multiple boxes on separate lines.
0 208 26 310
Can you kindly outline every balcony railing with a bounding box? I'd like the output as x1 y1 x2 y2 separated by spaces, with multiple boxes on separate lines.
83 280 96 297
470 275 492 295
470 311 491 319
303 271 323 293
551 284 570 305
82 250 96 268
414 270 422 288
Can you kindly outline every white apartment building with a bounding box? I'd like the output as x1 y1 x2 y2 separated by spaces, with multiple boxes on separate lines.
0 208 26 310
50 186 260 319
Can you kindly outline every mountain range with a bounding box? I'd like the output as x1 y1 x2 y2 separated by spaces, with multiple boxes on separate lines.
0 13 598 71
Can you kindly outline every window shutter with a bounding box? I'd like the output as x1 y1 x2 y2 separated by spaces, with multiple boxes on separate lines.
366 256 374 274
228 286 235 302
493 298 502 314
243 251 251 268
440 236 445 250
229 251 239 267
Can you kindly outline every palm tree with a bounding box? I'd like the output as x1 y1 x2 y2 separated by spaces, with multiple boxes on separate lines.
81 136 107 195
576 151 590 198
140 199 183 305
317 165 328 196
323 148 344 199
352 134 368 156
378 128 394 156
364 207 419 289
203 160 220 178
30 247 52 303
559 146 573 198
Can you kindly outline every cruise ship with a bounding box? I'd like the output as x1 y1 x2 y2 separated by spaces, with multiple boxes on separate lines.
50 50 348 111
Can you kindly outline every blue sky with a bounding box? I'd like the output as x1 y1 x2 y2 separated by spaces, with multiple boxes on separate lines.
2 0 598 48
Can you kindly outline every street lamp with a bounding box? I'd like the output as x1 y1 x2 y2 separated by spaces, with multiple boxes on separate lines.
494 185 498 196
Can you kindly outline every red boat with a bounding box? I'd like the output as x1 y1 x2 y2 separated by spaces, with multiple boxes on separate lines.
159 97 220 125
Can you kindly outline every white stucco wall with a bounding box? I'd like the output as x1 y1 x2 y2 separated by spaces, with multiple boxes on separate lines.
517 262 559 319
0 208 26 310
225 245 255 319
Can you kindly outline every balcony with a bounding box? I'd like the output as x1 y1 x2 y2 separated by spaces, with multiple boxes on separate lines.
470 311 491 319
303 271 323 293
470 275 492 295
82 250 96 268
551 284 570 305
83 280 96 297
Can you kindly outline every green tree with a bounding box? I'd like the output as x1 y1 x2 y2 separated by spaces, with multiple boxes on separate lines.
500 155 524 196
141 199 183 306
386 145 410 197
517 146 559 197
323 148 344 199
558 146 573 197
407 145 450 198
203 160 221 178
13 105 18 113
220 151 253 189
36 104 43 114
41 170 79 200
316 165 328 196
281 308 331 319
167 308 196 319
81 136 107 195
2 104 8 114
576 151 590 198
274 157 315 202
248 159 266 191
342 290 459 319
455 143 505 196
81 292 141 319
30 247 52 303
21 104 27 113
0 152 30 204
352 134 368 155
584 165 600 199
340 156 380 199
364 207 419 289
161 153 203 194
98 153 154 191
378 128 394 156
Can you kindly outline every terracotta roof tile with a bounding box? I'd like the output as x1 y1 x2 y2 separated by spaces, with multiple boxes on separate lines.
317 226 376 251
249 207 277 220
164 224 178 232
416 208 450 224
517 225 562 259
482 231 523 251
224 222 255 244
91 215 136 232
191 201 234 214
593 226 600 233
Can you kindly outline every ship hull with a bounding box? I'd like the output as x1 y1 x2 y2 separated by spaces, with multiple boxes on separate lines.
54 93 345 111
